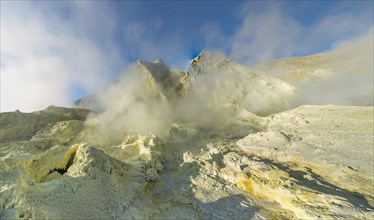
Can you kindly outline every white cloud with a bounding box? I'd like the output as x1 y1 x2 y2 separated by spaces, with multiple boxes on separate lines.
199 2 373 107
1 2 121 112
1 1 372 112
292 32 374 106
229 7 302 65
225 2 373 65
1 56 69 111
0 1 193 113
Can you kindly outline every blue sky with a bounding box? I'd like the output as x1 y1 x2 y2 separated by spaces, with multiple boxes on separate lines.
1 0 373 112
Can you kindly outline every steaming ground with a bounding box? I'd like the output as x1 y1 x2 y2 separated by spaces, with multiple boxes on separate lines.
254 33 374 106
1 45 373 219
77 51 295 137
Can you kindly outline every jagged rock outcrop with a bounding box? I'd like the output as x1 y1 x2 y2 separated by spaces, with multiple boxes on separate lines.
184 51 295 116
2 144 145 219
74 51 295 136
74 59 186 112
74 51 295 117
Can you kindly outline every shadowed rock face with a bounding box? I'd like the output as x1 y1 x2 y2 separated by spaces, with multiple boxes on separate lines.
1 51 373 219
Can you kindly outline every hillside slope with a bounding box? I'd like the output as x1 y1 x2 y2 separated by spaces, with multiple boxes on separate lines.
1 104 373 219
1 49 373 219
254 34 373 106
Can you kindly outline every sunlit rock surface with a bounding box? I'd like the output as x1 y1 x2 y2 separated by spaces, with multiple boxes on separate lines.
1 51 373 219
1 104 373 219
237 105 374 219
